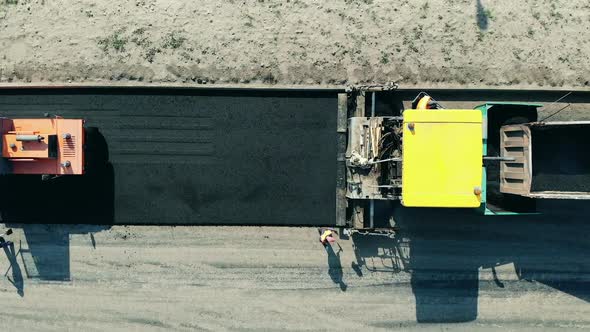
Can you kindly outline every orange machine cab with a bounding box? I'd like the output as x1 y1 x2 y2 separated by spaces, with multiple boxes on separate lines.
1 119 84 175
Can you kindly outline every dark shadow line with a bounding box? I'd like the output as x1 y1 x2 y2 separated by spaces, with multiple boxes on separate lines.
325 244 347 292
1 239 24 297
476 0 488 30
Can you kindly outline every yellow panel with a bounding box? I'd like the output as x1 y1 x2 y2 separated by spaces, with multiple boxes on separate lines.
402 110 482 207
404 109 482 123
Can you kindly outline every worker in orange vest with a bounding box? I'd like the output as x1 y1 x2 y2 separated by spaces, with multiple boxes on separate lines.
319 228 337 246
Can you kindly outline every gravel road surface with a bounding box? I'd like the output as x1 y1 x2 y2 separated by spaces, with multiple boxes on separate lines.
0 201 589 330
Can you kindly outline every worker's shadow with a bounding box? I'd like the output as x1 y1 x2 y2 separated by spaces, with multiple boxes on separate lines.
0 128 114 292
1 238 24 297
325 243 347 291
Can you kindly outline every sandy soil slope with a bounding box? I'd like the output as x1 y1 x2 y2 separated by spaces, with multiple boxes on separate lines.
0 0 589 88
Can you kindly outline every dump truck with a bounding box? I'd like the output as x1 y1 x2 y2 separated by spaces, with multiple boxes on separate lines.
338 87 590 233
0 117 85 176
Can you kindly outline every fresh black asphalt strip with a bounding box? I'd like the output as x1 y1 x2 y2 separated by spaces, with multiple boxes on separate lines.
0 88 338 225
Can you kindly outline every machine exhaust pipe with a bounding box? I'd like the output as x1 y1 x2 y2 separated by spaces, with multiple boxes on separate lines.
16 134 44 142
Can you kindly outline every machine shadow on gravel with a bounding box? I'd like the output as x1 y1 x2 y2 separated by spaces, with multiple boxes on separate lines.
0 126 114 224
1 128 114 289
351 201 590 323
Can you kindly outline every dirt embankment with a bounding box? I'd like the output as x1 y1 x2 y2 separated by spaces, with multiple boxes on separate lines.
0 0 589 88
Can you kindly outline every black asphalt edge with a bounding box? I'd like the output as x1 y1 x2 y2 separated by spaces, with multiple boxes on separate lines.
1 85 589 103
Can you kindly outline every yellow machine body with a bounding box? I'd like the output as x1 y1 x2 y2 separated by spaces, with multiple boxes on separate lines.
402 109 483 207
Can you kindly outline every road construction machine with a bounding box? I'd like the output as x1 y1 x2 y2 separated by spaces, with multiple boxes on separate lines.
338 87 590 233
0 117 85 176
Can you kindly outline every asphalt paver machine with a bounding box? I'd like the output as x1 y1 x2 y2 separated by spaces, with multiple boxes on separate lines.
337 86 590 233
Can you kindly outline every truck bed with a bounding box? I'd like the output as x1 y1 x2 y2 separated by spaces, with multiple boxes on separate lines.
500 121 590 199
531 124 590 193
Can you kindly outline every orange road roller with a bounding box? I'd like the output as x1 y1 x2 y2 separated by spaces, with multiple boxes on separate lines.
0 118 84 175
